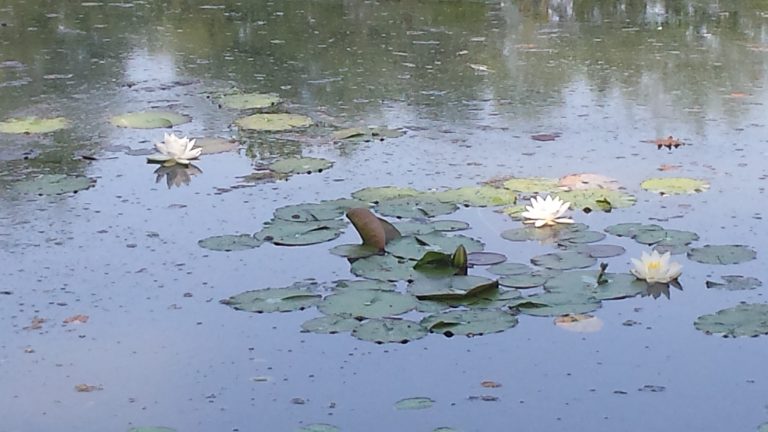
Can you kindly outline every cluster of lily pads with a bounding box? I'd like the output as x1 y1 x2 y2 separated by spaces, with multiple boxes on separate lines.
207 178 760 343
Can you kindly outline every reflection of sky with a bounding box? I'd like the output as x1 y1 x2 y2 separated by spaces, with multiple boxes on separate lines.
124 49 177 84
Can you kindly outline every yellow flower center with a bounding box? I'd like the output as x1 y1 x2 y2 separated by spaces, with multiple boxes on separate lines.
647 261 661 271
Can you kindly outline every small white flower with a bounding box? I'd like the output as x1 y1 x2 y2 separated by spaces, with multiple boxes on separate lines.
521 195 574 227
630 250 683 284
147 133 202 166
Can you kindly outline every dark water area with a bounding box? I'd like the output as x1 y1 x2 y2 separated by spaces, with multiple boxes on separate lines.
1 1 767 431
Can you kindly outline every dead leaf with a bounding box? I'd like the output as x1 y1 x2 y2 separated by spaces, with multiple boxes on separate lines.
647 136 684 150
481 380 502 388
63 314 89 324
726 92 748 98
530 133 560 142
23 316 46 330
554 314 603 333
74 384 102 392
558 173 619 190
658 164 682 172
346 208 401 250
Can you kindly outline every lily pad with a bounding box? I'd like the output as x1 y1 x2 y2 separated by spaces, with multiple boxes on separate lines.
687 245 756 265
694 303 768 337
376 196 458 218
198 234 263 251
269 157 333 174
319 289 417 318
351 186 423 203
329 244 380 259
274 202 348 222
501 223 588 243
641 177 710 195
498 273 548 289
220 92 281 109
570 244 627 258
544 271 647 300
487 262 533 276
254 219 346 246
433 186 517 207
467 252 507 266
530 251 596 270
386 233 484 261
421 310 518 336
407 276 498 300
559 173 620 190
393 220 469 235
13 174 96 195
706 276 762 291
604 223 663 238
235 113 312 131
556 230 607 246
193 137 239 154
512 292 602 317
415 287 521 311
633 229 698 247
333 279 396 291
557 188 636 211
501 177 560 193
332 126 405 141
298 423 341 432
110 111 189 129
301 314 360 334
352 318 428 344
350 254 420 281
394 397 434 410
221 282 321 313
0 116 69 134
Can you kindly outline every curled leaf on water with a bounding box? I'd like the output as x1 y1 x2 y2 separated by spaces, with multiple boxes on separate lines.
346 207 401 251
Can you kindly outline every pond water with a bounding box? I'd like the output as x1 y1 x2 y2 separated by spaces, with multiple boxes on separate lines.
1 0 768 430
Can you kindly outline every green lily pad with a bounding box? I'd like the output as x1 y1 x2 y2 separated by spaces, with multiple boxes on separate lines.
512 292 602 317
269 157 333 174
694 303 768 337
530 251 596 270
222 282 322 313
604 223 664 238
254 219 346 246
634 229 698 247
301 314 360 334
235 113 312 131
421 310 518 336
569 244 627 258
13 174 96 195
392 220 469 236
110 111 189 129
376 196 458 218
193 137 239 154
394 397 434 410
0 116 70 134
487 262 533 276
352 318 428 344
415 287 521 311
407 276 498 300
641 177 710 195
329 244 380 259
318 290 417 318
333 279 396 291
498 273 548 289
501 177 560 193
350 254 420 281
198 234 263 251
433 186 517 207
557 188 636 211
220 92 281 109
386 232 484 261
501 223 588 243
413 251 463 278
687 245 756 265
467 252 507 266
544 271 647 300
706 276 762 291
352 186 423 203
556 230 607 246
332 126 405 141
274 202 350 222
298 423 340 432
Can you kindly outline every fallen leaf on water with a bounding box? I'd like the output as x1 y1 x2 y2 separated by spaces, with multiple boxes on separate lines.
481 380 502 388
658 164 681 172
726 92 749 98
554 314 604 333
63 314 89 324
558 173 619 190
647 136 684 150
531 133 560 142
23 317 46 330
74 384 102 392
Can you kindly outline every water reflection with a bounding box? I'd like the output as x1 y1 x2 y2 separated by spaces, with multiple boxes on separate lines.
153 163 202 189
642 280 683 299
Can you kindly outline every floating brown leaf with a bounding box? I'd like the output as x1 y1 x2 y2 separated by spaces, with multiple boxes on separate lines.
63 314 89 324
346 208 401 250
74 384 102 392
23 317 46 330
481 380 502 388
648 136 684 150
530 133 560 142
558 173 619 190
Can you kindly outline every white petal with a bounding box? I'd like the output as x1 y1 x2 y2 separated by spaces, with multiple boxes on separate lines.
554 218 574 224
147 153 172 162
534 219 547 228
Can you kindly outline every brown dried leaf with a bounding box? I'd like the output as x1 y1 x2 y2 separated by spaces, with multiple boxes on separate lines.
63 314 89 324
648 136 684 150
530 133 560 142
658 164 682 172
558 173 619 190
554 314 603 333
23 316 46 330
481 380 502 388
74 384 102 392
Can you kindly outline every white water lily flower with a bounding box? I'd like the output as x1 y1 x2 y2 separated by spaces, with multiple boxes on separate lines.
521 195 574 227
630 250 683 284
147 133 202 166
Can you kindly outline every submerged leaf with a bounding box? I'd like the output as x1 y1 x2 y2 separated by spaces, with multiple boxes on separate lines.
0 116 70 134
705 275 762 291
220 92 281 109
13 174 95 195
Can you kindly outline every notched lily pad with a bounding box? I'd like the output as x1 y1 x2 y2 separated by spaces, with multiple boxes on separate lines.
376 196 458 219
0 116 70 134
557 188 636 211
13 174 96 195
318 290 417 318
433 186 517 207
487 262 533 276
512 292 601 317
110 111 189 129
544 271 647 300
641 177 709 195
706 275 762 291
352 318 428 344
394 397 434 410
530 251 596 270
633 229 698 247
604 223 663 238
386 232 484 261
254 219 346 246
235 113 312 131
221 282 322 313
352 186 423 203
408 276 498 300
350 254 420 281
198 234 263 251
220 92 281 109
694 303 768 337
687 245 756 265
467 252 507 266
501 177 560 193
193 137 239 154
269 157 333 174
421 310 518 336
301 314 360 334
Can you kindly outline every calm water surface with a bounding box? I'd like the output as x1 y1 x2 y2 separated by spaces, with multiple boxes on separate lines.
1 0 768 431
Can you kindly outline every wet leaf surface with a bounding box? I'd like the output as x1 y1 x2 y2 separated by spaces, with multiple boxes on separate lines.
220 92 281 109
376 196 458 218
394 396 435 410
407 275 498 300
13 174 95 195
300 314 360 334
269 157 332 174
530 251 596 270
